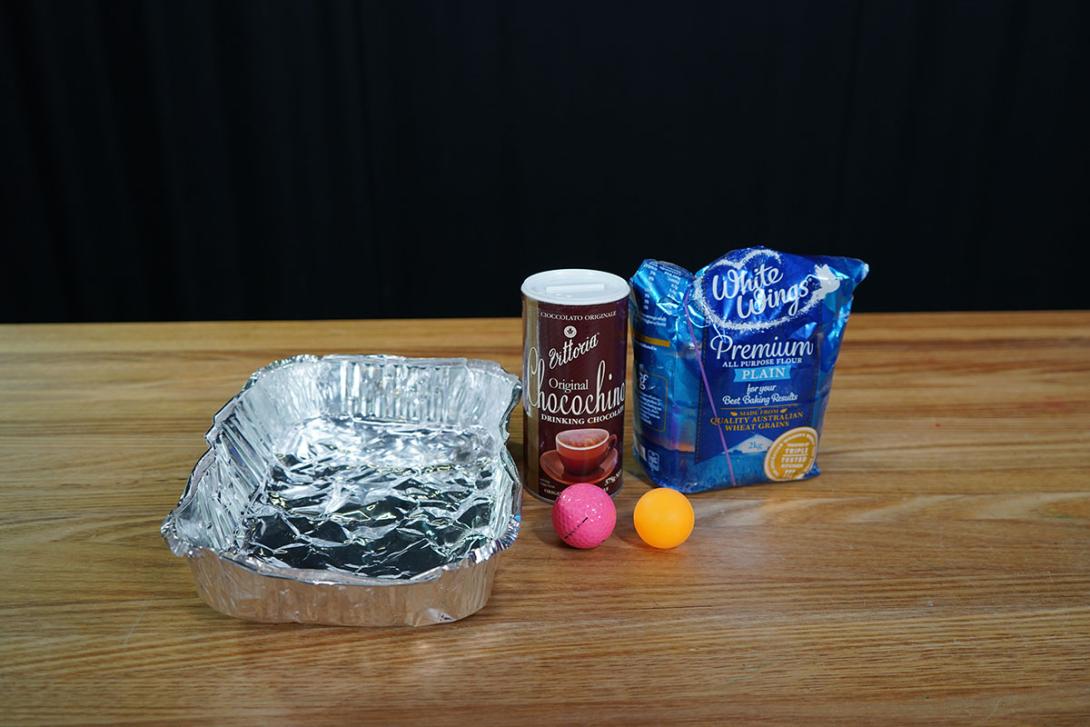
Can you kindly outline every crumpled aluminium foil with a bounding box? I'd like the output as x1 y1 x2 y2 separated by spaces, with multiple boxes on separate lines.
162 355 522 626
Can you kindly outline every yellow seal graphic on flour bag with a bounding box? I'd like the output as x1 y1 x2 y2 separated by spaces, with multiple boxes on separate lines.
763 427 818 481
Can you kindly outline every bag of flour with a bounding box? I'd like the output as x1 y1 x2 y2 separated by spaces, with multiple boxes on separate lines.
630 246 868 492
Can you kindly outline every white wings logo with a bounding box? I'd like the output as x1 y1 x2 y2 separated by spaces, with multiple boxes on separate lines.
693 249 841 332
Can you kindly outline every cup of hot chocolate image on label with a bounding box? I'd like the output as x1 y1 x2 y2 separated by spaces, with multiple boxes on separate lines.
539 427 620 487
553 428 617 476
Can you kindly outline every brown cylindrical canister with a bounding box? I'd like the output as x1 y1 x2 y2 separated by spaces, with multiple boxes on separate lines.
521 269 630 502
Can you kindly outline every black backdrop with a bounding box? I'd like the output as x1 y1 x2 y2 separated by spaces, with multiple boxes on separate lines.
3 1 1087 322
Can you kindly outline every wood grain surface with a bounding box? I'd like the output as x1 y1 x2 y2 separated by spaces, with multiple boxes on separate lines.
1 312 1088 725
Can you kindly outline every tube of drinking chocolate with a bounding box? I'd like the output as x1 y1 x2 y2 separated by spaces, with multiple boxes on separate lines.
521 270 629 502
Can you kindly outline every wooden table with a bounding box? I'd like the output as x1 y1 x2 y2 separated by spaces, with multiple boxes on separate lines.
1 313 1088 725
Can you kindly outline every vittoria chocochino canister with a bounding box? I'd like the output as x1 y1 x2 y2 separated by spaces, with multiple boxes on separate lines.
521 270 629 502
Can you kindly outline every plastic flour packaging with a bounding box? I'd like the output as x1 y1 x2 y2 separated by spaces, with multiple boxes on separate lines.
630 246 868 492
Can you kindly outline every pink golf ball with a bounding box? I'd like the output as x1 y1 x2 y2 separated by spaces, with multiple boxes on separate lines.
551 483 616 549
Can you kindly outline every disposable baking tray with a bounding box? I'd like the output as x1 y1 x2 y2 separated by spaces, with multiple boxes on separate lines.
162 354 521 626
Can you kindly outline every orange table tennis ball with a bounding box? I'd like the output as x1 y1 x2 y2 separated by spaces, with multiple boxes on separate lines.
633 488 694 549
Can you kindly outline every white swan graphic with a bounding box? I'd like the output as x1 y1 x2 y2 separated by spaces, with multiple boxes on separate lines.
810 264 841 304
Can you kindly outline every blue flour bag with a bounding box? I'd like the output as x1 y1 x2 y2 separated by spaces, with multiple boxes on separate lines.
630 247 868 492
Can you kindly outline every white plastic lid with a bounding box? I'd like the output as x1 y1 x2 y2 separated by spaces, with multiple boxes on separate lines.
521 269 630 305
